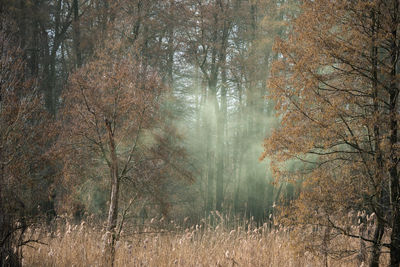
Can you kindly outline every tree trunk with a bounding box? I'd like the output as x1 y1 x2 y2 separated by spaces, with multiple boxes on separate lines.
206 78 217 213
166 26 174 88
215 9 229 212
233 79 244 214
73 0 82 68
206 137 214 213
215 86 224 212
389 1 400 265
370 8 385 266
0 158 20 266
358 214 367 265
105 119 120 266
322 226 330 267
370 219 384 267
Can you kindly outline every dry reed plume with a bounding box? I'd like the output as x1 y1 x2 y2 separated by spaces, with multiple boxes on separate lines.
22 218 372 267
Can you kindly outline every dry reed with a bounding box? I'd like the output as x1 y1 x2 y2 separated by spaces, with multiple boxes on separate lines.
22 218 375 267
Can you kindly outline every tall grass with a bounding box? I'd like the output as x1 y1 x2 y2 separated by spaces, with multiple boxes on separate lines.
22 217 375 266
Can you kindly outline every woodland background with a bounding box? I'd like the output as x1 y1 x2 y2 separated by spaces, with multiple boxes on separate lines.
0 0 399 266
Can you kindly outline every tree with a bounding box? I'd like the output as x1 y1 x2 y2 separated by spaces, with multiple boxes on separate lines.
180 0 233 213
0 17 56 266
60 38 174 264
262 0 399 265
162 0 293 220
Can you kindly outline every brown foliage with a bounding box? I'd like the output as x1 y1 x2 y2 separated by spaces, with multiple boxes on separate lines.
262 0 400 264
0 17 57 266
59 34 195 263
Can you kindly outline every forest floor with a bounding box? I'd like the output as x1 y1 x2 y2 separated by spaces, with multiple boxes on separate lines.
22 219 382 267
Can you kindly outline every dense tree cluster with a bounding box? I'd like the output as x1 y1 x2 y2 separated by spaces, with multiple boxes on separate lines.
1 0 292 265
0 16 56 266
2 0 399 266
262 0 400 265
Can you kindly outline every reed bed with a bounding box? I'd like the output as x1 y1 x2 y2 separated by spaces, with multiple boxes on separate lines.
22 217 369 267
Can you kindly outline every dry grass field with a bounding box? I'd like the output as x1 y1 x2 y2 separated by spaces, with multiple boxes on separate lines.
21 217 374 267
